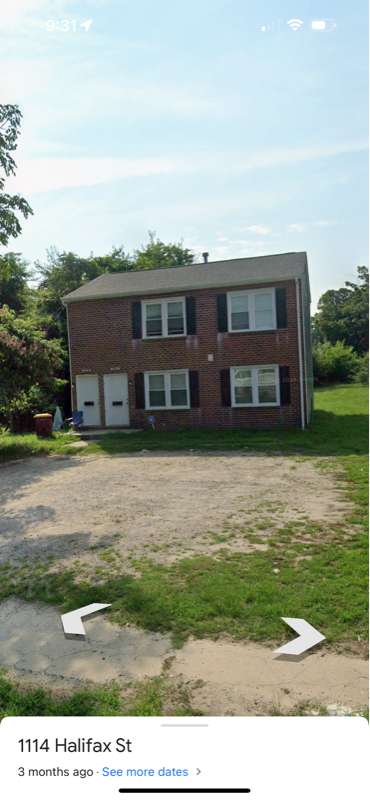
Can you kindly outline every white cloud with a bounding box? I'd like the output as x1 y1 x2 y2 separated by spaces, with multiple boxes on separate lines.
212 245 232 257
7 137 367 195
5 156 186 194
236 225 270 234
233 140 368 172
288 223 307 233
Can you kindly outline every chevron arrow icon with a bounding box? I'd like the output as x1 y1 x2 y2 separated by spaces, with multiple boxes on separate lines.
274 618 326 655
61 603 111 637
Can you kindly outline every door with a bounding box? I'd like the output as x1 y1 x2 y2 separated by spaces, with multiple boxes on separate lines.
104 373 130 427
75 375 101 426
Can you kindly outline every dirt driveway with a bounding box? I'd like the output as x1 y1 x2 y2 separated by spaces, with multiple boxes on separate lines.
0 451 352 580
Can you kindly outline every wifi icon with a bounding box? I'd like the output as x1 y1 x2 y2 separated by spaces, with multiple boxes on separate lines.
287 19 303 30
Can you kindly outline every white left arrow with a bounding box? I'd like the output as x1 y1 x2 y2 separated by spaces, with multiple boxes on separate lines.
274 618 325 655
61 603 111 636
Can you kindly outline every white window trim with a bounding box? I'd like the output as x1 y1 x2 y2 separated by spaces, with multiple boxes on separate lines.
142 296 187 339
231 365 280 407
227 288 276 333
144 370 190 410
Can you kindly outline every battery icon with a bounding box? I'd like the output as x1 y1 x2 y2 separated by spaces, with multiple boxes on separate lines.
310 19 335 31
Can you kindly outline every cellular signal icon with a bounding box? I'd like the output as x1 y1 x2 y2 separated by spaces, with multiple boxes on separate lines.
287 19 303 30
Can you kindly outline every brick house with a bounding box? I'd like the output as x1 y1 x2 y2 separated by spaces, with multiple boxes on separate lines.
62 252 313 430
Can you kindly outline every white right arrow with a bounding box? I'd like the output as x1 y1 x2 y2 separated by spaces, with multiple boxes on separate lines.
80 20 92 32
274 618 326 655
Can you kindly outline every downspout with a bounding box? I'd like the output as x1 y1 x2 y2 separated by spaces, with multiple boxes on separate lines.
63 300 74 415
301 278 309 425
295 278 305 430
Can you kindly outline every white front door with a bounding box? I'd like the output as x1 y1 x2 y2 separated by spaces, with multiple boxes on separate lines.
104 374 130 427
76 375 101 426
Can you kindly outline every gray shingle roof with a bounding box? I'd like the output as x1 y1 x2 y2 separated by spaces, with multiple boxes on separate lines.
62 252 308 302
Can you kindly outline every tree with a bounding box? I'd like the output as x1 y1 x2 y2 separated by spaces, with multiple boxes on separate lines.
34 246 134 341
0 252 33 313
0 306 66 431
0 105 33 246
312 266 369 354
134 232 194 271
353 352 369 385
313 340 359 384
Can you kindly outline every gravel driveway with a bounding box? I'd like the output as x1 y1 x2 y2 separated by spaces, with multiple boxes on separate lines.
0 451 352 581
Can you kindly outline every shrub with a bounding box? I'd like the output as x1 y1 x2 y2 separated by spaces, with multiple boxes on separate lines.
313 340 359 384
0 305 66 431
353 352 369 385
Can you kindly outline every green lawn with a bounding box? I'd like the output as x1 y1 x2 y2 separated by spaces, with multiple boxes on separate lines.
0 430 77 463
0 384 367 463
0 672 200 720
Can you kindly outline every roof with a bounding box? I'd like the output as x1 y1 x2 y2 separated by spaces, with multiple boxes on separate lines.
62 252 308 302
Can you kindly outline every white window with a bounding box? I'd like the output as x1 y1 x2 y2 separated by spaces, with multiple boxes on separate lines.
145 370 190 409
228 289 275 332
143 297 186 338
231 365 279 406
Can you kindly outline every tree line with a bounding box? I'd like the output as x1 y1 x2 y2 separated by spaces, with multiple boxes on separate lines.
0 104 368 431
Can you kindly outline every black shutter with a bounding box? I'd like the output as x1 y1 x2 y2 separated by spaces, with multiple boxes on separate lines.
132 302 142 339
220 369 231 407
275 288 287 328
186 297 197 335
189 370 200 407
135 373 145 409
279 366 291 405
217 294 228 332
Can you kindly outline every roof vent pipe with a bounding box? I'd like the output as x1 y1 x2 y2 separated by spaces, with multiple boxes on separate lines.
202 252 209 263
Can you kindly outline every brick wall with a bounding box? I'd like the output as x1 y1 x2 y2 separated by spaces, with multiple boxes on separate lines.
67 279 304 429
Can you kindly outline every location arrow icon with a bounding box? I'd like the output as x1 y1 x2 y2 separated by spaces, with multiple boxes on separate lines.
80 20 92 32
61 603 111 637
274 618 325 655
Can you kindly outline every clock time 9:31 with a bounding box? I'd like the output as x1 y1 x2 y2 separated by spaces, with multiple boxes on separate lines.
47 20 76 32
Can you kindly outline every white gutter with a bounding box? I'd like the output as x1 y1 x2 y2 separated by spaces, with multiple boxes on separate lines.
64 301 74 415
301 274 309 425
295 277 305 430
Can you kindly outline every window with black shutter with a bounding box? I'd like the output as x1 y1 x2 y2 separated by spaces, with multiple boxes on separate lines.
275 288 287 328
279 366 291 405
186 297 197 335
132 302 142 339
220 369 231 406
134 373 145 408
217 294 228 333
189 370 200 407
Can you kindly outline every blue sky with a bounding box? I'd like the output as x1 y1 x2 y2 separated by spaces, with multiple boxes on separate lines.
0 0 368 309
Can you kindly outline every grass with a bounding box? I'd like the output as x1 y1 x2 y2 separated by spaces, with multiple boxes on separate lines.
0 387 367 653
0 673 201 721
74 383 369 457
0 431 77 463
0 385 367 464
